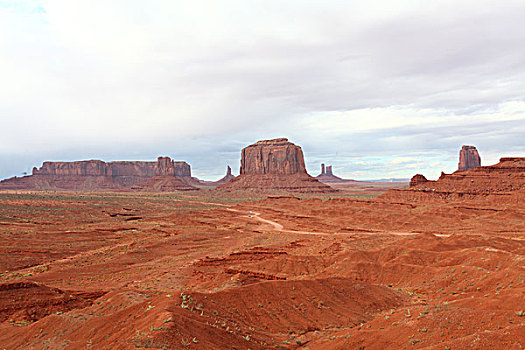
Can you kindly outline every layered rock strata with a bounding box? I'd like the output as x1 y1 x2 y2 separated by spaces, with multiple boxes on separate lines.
382 157 525 202
458 145 481 172
0 157 196 191
219 138 335 193
409 174 428 188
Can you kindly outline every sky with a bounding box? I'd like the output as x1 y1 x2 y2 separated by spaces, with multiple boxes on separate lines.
0 0 524 181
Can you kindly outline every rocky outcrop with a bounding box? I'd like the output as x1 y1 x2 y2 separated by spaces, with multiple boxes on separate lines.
458 145 481 172
240 138 306 175
132 176 198 192
0 157 196 192
219 138 336 193
316 164 345 183
215 166 235 185
409 174 428 188
381 157 525 202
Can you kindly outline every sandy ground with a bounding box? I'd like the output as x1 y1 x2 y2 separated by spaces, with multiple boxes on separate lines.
0 188 523 349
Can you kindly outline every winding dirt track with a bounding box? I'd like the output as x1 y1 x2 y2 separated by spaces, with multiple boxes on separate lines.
226 207 451 237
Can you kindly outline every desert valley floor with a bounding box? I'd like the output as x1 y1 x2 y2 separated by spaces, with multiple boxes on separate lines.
0 180 523 350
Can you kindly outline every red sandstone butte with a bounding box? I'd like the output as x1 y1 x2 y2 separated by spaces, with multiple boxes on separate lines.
457 145 481 172
218 138 336 193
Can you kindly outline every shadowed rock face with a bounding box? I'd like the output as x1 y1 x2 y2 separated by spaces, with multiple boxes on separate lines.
458 145 481 172
240 138 306 175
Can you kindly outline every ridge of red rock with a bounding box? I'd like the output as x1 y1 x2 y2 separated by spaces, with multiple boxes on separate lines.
0 157 195 192
382 157 525 202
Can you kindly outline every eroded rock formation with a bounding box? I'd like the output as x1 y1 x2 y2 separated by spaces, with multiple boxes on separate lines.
0 157 196 192
240 138 306 175
409 174 428 188
215 166 235 185
316 163 345 183
219 138 335 193
458 145 481 172
382 157 525 202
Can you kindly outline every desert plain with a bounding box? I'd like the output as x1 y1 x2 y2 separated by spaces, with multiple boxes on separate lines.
0 164 524 349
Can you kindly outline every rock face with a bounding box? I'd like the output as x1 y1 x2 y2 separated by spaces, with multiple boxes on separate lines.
382 157 525 202
219 138 335 193
240 138 306 175
0 157 196 192
409 174 428 188
458 145 481 172
32 157 191 178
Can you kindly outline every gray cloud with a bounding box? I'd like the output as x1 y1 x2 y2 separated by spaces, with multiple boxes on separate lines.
0 0 524 181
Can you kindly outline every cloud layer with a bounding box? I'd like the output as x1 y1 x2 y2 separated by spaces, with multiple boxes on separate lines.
0 0 524 180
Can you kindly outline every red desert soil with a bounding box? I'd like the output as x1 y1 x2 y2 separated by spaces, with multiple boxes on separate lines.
0 161 523 350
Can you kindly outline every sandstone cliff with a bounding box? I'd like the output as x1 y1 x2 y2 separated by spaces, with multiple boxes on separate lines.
381 157 525 202
240 138 306 175
32 157 191 178
0 157 196 192
457 145 481 172
219 138 335 193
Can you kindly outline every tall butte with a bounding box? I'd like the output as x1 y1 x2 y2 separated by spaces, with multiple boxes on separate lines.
458 145 481 172
218 138 335 193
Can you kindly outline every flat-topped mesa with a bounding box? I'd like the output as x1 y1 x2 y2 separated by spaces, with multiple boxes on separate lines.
458 145 481 172
240 138 306 175
219 138 336 193
1 157 195 191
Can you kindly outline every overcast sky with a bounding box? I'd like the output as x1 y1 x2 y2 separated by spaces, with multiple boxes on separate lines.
0 0 524 181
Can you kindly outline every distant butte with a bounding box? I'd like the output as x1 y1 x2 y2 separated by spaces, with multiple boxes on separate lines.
457 145 481 172
316 163 347 183
0 157 198 192
218 138 336 193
